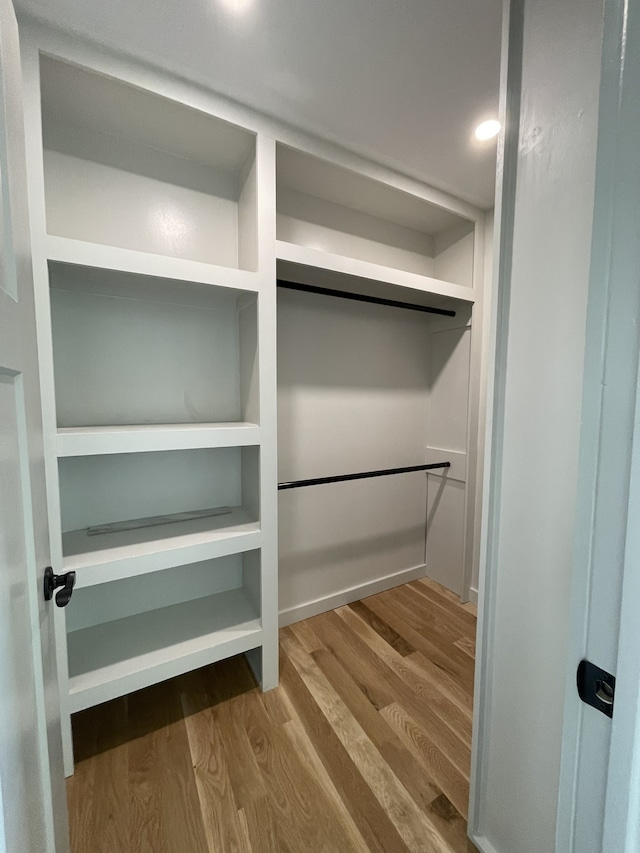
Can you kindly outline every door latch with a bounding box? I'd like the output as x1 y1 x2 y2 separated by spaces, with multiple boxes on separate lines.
577 659 615 718
43 566 76 608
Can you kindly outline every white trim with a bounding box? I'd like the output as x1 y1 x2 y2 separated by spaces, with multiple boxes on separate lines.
469 835 500 853
468 586 479 606
556 0 640 848
599 1 640 848
278 564 426 627
468 0 523 840
603 361 640 852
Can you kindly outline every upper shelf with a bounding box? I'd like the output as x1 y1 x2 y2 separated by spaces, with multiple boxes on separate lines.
46 236 260 293
276 240 476 309
40 56 259 271
276 145 478 292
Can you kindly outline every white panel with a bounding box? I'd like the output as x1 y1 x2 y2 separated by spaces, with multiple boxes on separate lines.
278 475 427 613
278 285 431 615
0 375 48 853
424 323 471 596
239 297 260 425
278 288 430 479
44 146 240 267
66 553 243 631
58 447 242 533
426 476 465 595
434 226 475 288
426 447 466 482
237 155 258 272
277 188 436 277
50 284 243 427
428 326 471 453
276 145 469 233
39 54 255 175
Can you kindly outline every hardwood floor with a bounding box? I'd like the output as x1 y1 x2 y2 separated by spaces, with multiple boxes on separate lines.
67 578 478 852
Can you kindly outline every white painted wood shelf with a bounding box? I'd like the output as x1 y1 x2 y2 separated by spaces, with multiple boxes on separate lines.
46 235 261 293
56 422 261 457
66 587 262 713
276 240 477 305
62 507 261 588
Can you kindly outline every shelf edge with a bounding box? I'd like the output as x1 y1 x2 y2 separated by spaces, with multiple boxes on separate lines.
56 422 262 456
47 235 261 292
276 240 477 304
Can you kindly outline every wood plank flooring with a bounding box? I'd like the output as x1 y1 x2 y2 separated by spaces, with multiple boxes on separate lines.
67 577 478 853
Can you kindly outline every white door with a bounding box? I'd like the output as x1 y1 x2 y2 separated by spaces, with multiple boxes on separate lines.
0 1 68 851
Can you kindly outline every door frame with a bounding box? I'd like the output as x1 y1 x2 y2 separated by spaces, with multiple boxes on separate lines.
555 0 640 847
471 0 640 850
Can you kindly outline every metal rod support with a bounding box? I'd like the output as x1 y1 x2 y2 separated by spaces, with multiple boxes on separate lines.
278 462 451 491
277 279 456 317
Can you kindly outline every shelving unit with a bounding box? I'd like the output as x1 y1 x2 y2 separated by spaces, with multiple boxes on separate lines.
24 46 278 775
22 25 488 782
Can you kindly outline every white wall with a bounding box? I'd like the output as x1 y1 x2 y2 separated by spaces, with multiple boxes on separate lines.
425 323 471 595
277 278 476 619
473 0 603 850
277 286 433 620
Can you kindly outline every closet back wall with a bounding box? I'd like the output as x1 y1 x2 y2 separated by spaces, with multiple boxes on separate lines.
278 287 434 622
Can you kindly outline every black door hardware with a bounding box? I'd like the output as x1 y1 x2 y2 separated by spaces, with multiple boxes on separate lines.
577 659 615 718
43 566 76 608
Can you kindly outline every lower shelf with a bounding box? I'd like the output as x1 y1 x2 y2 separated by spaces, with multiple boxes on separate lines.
66 587 261 713
62 506 261 587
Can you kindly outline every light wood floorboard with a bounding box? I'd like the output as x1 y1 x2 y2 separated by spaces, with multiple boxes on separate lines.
67 578 478 852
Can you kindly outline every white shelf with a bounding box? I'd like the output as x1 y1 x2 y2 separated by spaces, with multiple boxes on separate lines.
47 235 260 293
56 422 261 457
67 587 261 713
62 507 261 588
276 240 476 306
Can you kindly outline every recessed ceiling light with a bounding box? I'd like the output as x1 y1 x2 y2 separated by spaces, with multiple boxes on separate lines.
219 0 255 12
474 119 501 141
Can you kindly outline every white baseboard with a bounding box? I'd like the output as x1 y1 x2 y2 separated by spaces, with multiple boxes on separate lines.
469 835 499 853
278 563 427 627
469 586 479 605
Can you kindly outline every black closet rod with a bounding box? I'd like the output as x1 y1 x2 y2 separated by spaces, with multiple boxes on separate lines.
277 279 456 317
278 462 451 491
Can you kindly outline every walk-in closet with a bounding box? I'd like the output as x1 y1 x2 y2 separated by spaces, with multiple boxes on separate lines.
5 2 500 851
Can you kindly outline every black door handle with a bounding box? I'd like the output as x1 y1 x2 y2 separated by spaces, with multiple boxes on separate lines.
43 566 76 608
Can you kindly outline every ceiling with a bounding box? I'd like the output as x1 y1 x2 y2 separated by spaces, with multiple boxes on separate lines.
16 0 503 209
